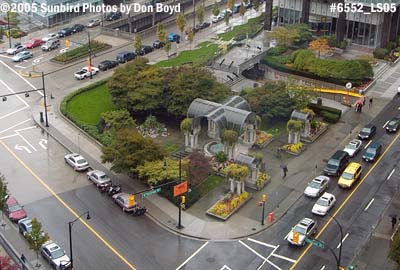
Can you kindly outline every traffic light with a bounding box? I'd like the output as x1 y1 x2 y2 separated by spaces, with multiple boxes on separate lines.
293 232 299 244
65 39 70 47
180 196 186 204
262 194 267 202
128 195 135 207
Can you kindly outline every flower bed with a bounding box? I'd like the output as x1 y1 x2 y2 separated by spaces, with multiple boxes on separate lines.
256 173 270 190
281 142 306 156
207 192 251 220
255 131 274 148
302 121 328 143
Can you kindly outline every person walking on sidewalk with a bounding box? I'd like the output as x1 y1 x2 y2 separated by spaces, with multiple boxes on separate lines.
392 215 397 230
369 97 373 108
281 164 288 178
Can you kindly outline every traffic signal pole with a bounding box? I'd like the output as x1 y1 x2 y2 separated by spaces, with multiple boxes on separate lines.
177 158 183 229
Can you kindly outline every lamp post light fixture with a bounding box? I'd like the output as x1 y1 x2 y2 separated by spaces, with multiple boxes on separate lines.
68 211 91 269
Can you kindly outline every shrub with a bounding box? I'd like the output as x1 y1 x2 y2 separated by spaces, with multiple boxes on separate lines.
215 151 228 163
373 48 390 59
321 111 340 123
308 103 342 118
388 41 397 50
325 35 348 49
53 40 109 62
267 44 288 56
389 230 400 265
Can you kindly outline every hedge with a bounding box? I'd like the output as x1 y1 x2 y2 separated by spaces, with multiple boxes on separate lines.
160 183 201 209
373 47 390 59
308 103 342 123
52 41 110 63
321 111 340 123
266 45 288 56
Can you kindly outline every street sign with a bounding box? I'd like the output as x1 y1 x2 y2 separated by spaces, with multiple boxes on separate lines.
173 181 188 197
142 187 161 198
305 238 325 249
346 82 352 89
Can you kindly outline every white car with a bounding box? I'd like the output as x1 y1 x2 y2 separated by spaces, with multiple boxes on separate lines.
87 170 112 187
287 218 317 246
343 139 362 157
12 51 33 62
42 33 58 42
304 175 330 198
211 14 224 23
64 153 89 171
74 66 99 80
312 192 336 216
6 44 26 55
41 240 71 270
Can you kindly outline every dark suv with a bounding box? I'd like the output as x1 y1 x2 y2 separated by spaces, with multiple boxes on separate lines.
358 124 377 140
116 51 136 63
71 24 85 33
106 11 122 21
386 117 400 133
362 141 382 162
57 27 73 37
323 150 350 176
98 60 118 71
137 45 154 56
153 40 165 49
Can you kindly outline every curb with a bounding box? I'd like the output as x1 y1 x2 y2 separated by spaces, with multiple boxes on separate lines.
0 231 34 270
18 70 42 78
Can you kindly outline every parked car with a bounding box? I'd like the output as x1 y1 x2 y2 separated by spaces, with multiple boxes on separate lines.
312 192 336 216
244 1 253 8
41 39 60 51
136 45 154 56
153 40 165 49
5 197 27 222
287 218 317 246
25 39 44 49
57 27 73 38
386 117 400 133
87 19 102 28
12 51 33 62
74 66 99 80
18 217 32 236
112 192 138 212
358 124 376 140
232 3 241 13
221 9 233 16
42 33 58 42
6 44 26 55
116 51 136 63
211 14 224 23
362 141 382 162
168 33 180 43
87 170 112 187
71 24 85 33
98 60 118 71
343 139 362 157
41 241 71 270
304 175 330 198
105 11 122 21
198 21 211 29
64 153 90 171
338 162 362 188
323 150 350 176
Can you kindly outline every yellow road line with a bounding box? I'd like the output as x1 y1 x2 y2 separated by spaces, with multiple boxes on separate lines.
290 131 400 270
0 140 137 270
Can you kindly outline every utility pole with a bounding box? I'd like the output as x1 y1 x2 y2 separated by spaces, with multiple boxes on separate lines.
193 0 196 29
88 31 93 79
41 72 49 127
7 12 11 48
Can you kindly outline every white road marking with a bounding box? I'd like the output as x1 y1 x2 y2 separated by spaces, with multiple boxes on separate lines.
364 198 375 211
0 119 31 134
15 130 37 151
0 134 19 139
0 80 29 120
0 55 13 59
387 169 395 180
247 238 278 249
14 144 32 154
14 64 26 69
336 233 349 249
238 240 267 261
364 140 372 149
271 252 296 263
14 126 37 133
38 139 47 150
383 120 389 128
220 265 233 270
320 266 326 270
176 241 208 270
0 60 44 97
284 231 290 240
32 57 43 64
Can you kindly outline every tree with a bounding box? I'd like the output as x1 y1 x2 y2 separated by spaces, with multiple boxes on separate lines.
0 256 18 270
197 5 205 24
212 1 220 16
156 23 167 42
286 119 304 132
187 150 212 186
221 129 238 159
224 11 230 26
270 26 300 46
308 38 331 58
227 0 234 10
164 40 172 55
253 0 260 12
239 3 246 24
224 163 249 195
288 24 313 45
137 158 188 186
5 12 19 25
101 129 166 174
133 35 142 52
180 118 193 133
187 29 194 49
107 58 165 113
25 218 50 263
100 109 136 135
176 13 186 37
0 174 9 224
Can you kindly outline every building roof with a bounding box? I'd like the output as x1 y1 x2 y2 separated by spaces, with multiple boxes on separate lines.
235 153 257 169
290 110 310 121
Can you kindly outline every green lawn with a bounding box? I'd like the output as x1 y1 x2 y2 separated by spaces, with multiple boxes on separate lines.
162 142 180 154
196 175 225 196
217 16 263 41
66 83 115 125
156 42 220 67
259 120 287 137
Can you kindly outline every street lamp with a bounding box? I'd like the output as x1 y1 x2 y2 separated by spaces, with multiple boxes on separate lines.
68 211 91 269
260 194 267 225
325 212 344 270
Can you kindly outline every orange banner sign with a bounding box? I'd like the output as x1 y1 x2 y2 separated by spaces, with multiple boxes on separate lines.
173 181 188 197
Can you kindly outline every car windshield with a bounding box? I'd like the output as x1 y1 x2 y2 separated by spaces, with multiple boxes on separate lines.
361 128 371 133
347 143 357 149
342 172 354 180
365 147 376 154
317 198 329 207
9 204 22 212
99 175 110 181
389 120 397 126
309 181 321 189
293 225 306 235
328 159 339 166
76 159 86 164
50 249 65 259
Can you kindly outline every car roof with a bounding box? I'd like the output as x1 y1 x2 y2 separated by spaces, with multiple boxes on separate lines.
364 124 375 128
320 192 334 200
368 141 381 148
349 139 361 144
298 217 315 227
6 197 18 205
43 240 60 249
345 162 361 172
18 217 32 225
314 176 328 182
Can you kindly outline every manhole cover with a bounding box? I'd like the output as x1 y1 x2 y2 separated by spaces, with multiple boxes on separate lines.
206 257 216 263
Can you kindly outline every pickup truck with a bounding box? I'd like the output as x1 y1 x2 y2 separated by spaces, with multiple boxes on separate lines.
74 66 99 80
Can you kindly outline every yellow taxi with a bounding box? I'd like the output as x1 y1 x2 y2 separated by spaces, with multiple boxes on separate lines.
338 162 362 188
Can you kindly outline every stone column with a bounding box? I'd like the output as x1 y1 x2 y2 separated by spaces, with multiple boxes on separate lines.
336 0 347 43
300 0 311 24
264 0 273 30
381 12 392 48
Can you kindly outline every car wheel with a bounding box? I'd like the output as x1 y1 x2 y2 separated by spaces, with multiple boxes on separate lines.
122 207 126 212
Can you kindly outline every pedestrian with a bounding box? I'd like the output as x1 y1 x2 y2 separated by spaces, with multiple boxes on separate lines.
20 254 26 263
362 96 366 106
392 215 397 229
369 97 373 108
282 165 288 178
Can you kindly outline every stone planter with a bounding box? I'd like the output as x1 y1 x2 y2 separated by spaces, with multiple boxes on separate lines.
206 192 252 221
301 123 329 143
283 146 306 156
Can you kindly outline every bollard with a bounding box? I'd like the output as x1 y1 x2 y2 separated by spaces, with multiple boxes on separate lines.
40 112 44 123
268 212 274 222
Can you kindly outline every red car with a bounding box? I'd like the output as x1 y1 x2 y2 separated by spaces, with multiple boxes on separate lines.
5 197 27 222
25 39 44 49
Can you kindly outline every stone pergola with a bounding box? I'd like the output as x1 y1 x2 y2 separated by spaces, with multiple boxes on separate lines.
289 110 311 143
186 96 257 150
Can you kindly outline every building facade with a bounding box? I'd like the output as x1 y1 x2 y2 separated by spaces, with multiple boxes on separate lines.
276 0 400 48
